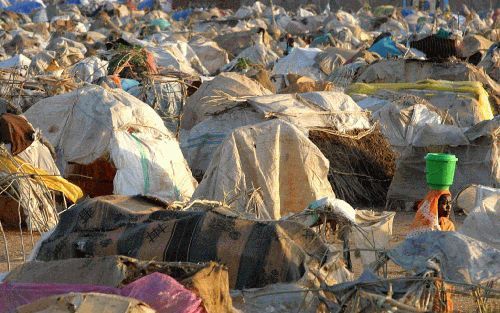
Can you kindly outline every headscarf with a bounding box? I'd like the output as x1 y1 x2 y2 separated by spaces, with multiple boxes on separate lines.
408 189 451 236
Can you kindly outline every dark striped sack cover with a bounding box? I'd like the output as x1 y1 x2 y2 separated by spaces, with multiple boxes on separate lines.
410 35 458 60
36 195 329 289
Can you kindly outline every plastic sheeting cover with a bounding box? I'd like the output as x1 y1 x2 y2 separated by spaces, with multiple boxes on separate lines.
0 272 204 313
352 210 396 268
388 231 500 284
247 91 370 132
25 85 196 202
459 186 500 250
193 120 334 219
273 47 326 81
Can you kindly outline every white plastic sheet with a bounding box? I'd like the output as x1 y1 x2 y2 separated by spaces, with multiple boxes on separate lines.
458 185 499 250
272 48 325 80
25 85 197 202
352 210 396 268
111 130 197 202
193 120 334 219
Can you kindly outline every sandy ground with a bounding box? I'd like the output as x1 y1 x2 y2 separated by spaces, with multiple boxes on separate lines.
0 228 41 273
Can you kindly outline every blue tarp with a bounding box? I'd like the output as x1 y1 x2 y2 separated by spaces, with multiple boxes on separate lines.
121 78 140 91
5 1 43 14
401 8 415 17
137 0 153 10
368 36 402 58
65 0 84 5
172 8 192 21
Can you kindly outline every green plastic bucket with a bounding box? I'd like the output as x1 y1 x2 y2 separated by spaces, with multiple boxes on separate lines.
425 153 458 190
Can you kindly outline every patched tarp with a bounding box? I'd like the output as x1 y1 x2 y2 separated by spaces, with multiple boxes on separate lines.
193 120 334 219
246 91 371 132
388 231 500 284
458 186 500 250
34 195 331 290
181 72 271 131
24 85 197 202
387 117 499 203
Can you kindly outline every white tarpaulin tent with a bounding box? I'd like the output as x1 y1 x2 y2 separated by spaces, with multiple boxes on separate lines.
221 42 279 72
180 108 264 180
458 185 500 250
247 91 371 132
24 85 197 202
192 120 334 219
272 47 326 81
189 36 229 75
387 117 499 203
181 72 272 130
181 91 369 180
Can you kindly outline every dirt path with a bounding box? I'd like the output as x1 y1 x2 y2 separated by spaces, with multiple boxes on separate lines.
0 228 41 272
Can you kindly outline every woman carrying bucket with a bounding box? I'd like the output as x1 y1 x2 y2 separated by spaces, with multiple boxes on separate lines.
408 153 458 236
408 153 458 313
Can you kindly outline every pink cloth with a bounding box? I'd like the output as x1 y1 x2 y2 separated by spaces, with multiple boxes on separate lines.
122 272 204 313
0 272 204 313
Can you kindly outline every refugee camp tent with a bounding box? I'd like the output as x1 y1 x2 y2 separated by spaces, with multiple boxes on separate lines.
457 185 500 250
477 45 499 82
188 35 229 75
180 72 272 131
357 91 452 150
348 80 495 124
389 231 500 285
213 30 256 57
355 59 499 97
272 47 326 81
68 56 109 83
246 91 371 131
34 195 342 290
221 42 279 72
180 107 264 181
387 117 499 204
24 85 197 202
193 120 334 219
181 90 371 180
127 76 186 133
351 210 396 268
146 44 207 76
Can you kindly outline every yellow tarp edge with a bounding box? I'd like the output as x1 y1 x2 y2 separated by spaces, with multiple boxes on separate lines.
346 80 494 121
0 155 84 203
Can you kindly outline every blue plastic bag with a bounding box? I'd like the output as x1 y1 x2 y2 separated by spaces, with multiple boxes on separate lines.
368 36 402 58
